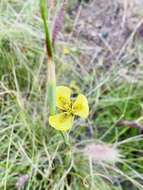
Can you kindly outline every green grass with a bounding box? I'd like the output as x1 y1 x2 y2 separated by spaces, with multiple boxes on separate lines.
1 0 143 189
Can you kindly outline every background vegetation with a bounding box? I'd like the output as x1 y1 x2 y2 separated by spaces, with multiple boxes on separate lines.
0 0 143 189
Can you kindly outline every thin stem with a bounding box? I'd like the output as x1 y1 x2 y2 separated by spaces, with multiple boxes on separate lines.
60 132 71 148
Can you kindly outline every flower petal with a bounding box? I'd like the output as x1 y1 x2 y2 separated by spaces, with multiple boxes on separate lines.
72 94 89 119
56 86 72 110
49 113 74 131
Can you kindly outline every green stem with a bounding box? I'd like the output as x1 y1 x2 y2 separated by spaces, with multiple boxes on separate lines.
40 0 53 58
47 59 56 115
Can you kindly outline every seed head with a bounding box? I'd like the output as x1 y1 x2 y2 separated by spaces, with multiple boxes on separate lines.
83 143 121 163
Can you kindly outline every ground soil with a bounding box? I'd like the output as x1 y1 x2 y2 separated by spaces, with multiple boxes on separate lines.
68 0 143 72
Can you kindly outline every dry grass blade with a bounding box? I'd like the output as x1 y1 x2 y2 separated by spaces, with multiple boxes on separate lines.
116 120 143 131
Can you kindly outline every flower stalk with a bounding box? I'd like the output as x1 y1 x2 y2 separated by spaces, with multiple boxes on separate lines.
47 59 56 115
40 0 56 115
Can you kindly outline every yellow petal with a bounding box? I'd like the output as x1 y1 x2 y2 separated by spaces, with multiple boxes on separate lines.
72 94 89 119
49 113 74 131
63 47 70 55
56 86 72 110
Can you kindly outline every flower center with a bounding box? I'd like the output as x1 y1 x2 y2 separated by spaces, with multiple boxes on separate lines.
58 97 71 111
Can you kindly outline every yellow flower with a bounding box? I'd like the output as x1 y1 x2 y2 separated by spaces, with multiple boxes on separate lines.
63 47 70 55
49 86 89 131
